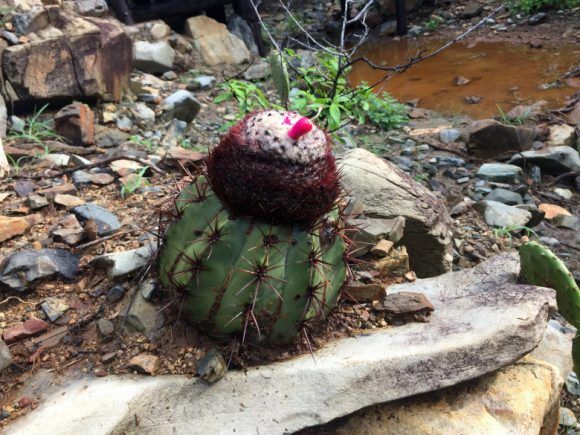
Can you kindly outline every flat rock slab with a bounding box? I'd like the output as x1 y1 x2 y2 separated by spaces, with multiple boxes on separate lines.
5 254 555 435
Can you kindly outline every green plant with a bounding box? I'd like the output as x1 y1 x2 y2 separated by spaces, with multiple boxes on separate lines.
214 50 407 133
6 155 27 176
128 135 155 151
496 105 531 126
493 225 537 245
510 0 578 13
120 166 149 198
424 19 440 32
519 242 580 375
7 104 61 144
159 112 348 343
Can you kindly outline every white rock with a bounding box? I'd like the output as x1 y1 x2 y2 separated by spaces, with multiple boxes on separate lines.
4 254 555 435
548 124 576 147
91 245 153 278
475 200 532 228
133 41 175 73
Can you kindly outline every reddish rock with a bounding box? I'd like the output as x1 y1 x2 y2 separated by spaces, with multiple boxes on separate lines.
0 214 42 242
55 103 95 146
538 203 572 220
3 318 49 344
468 119 536 158
128 354 160 375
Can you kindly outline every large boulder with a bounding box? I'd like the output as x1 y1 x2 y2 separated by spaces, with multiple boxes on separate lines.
340 148 453 277
2 254 556 435
186 15 250 66
468 119 537 158
1 6 131 106
313 357 562 435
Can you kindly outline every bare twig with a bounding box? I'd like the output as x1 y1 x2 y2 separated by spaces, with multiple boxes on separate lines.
0 296 36 307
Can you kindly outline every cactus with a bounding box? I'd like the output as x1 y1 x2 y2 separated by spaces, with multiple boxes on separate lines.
159 111 347 343
519 241 580 374
269 52 290 107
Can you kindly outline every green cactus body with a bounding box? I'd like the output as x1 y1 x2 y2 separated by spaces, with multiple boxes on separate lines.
519 241 580 374
159 176 347 342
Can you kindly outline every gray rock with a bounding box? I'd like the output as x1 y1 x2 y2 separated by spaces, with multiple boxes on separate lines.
531 320 574 379
436 156 465 167
162 90 201 123
474 200 532 228
476 163 523 183
10 115 25 133
468 119 536 158
97 319 115 337
26 193 49 209
388 155 414 172
116 116 132 131
72 170 93 184
227 13 259 55
190 75 215 90
348 217 406 257
0 339 11 373
484 188 523 205
73 204 121 236
528 12 547 25
2 254 555 435
91 245 153 278
0 249 79 292
507 146 580 175
197 348 227 383
378 20 397 36
140 277 157 300
0 93 6 138
461 2 483 18
106 285 125 303
553 215 579 231
130 103 155 127
340 149 453 277
123 293 165 339
439 128 461 144
40 298 69 322
554 188 573 200
95 127 129 148
133 41 175 73
559 407 577 427
243 61 270 80
73 0 108 17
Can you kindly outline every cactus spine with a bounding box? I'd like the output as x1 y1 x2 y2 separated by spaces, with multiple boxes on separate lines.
519 241 580 374
159 111 347 343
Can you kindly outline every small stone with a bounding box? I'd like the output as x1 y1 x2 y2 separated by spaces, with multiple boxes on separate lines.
131 103 156 127
54 194 85 208
0 214 42 242
95 127 129 148
474 201 531 228
42 153 70 167
566 372 580 396
197 348 227 383
133 41 175 73
97 319 115 338
559 407 577 427
162 71 177 81
456 176 470 184
92 246 153 278
553 214 579 230
55 103 95 146
26 194 49 210
127 354 160 375
461 3 483 18
101 352 117 364
243 61 270 80
162 90 201 123
554 188 573 200
455 76 471 86
538 203 572 220
116 116 133 132
345 283 385 303
0 340 12 373
404 271 417 282
548 124 576 147
106 286 125 303
439 128 461 144
40 298 69 322
476 163 523 184
464 95 482 104
140 278 157 300
528 12 547 25
484 188 523 205
124 293 165 339
370 239 394 258
0 249 79 292
189 75 215 90
436 156 466 167
73 204 121 236
2 318 48 344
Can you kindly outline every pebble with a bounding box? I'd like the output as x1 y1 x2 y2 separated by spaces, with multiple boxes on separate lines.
26 194 48 210
456 177 470 184
436 156 466 167
0 339 12 373
54 194 85 208
197 349 227 383
40 299 69 322
554 188 573 200
128 354 160 375
484 188 523 205
566 372 580 396
2 318 48 344
538 203 571 220
97 319 115 338
559 407 577 427
73 204 121 236
474 201 531 228
106 286 125 303
476 163 523 184
528 12 547 25
439 128 461 144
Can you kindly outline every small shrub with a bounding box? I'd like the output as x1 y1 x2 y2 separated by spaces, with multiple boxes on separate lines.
511 0 578 13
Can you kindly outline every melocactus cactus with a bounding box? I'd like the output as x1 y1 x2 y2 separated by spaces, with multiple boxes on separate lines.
159 111 347 343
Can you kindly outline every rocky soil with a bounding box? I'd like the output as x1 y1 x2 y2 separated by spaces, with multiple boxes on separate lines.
0 0 578 431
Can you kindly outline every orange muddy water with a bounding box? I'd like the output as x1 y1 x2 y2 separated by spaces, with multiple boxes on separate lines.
349 39 579 118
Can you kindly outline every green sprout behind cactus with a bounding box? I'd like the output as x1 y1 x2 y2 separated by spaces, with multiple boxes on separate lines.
519 241 580 374
159 176 347 343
